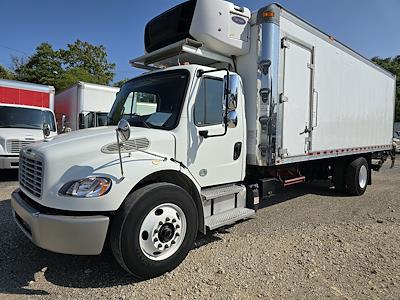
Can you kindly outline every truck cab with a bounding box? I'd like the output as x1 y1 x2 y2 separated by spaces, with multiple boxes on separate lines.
0 104 57 169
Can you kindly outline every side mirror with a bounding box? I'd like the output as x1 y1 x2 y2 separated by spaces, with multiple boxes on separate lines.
223 74 240 128
61 114 67 128
78 113 85 129
42 123 51 139
117 119 131 142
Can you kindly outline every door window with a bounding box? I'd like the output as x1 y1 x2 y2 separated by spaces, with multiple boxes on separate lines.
194 78 224 126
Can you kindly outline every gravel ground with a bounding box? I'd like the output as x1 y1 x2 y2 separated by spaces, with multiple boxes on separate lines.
0 161 399 299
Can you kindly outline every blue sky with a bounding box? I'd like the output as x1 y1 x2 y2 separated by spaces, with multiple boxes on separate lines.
0 0 399 82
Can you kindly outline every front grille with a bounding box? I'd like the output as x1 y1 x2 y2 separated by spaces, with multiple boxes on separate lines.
6 139 35 154
19 153 43 198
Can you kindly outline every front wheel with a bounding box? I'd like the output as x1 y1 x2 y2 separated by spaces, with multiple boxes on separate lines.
110 183 198 279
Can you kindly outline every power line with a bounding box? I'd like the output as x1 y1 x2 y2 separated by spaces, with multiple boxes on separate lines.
0 44 28 55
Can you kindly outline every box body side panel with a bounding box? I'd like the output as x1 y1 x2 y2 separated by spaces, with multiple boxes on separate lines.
279 16 395 157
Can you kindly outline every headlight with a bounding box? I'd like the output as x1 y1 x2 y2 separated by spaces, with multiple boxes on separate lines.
60 177 112 198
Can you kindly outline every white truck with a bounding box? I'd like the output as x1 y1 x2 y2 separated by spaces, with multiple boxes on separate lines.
0 80 57 169
54 82 119 132
11 0 396 279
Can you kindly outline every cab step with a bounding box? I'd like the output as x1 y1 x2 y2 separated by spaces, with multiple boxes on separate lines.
205 208 255 230
201 184 244 201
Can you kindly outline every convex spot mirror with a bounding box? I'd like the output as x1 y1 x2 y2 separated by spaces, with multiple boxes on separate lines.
226 110 238 128
117 119 131 142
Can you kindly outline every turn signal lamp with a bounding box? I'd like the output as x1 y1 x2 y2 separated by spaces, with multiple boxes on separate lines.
263 11 275 18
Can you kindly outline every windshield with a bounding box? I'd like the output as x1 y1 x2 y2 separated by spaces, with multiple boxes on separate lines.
108 70 189 129
0 106 56 131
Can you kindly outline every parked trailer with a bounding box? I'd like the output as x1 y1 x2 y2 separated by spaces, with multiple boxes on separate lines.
11 0 396 279
55 81 119 132
0 80 56 169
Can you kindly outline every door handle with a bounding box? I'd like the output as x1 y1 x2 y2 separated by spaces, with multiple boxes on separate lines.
312 89 319 128
299 126 312 135
233 142 242 160
199 130 209 138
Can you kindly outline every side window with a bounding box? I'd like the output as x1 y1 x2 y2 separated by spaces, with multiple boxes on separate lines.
194 78 224 126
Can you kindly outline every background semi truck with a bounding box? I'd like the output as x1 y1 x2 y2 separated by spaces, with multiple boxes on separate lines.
54 81 119 132
11 0 396 279
0 79 56 169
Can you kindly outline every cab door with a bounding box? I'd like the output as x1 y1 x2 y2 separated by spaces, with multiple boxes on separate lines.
187 72 245 187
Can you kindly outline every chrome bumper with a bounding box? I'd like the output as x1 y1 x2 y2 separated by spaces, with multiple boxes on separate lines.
11 189 110 255
0 155 19 169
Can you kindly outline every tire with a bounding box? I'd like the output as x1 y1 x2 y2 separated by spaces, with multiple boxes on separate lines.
333 160 347 193
110 182 198 279
345 157 369 196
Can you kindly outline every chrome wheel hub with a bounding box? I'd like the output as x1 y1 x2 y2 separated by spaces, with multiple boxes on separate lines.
359 165 367 189
139 203 186 261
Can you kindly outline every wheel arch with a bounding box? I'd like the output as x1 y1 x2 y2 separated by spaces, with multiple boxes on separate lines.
130 170 205 234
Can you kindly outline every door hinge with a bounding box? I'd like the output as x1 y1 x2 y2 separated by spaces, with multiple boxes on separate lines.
279 93 288 103
281 38 290 49
307 63 315 69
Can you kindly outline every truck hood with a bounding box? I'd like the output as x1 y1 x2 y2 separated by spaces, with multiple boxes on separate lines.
27 126 176 163
0 127 56 140
0 128 56 154
18 126 179 211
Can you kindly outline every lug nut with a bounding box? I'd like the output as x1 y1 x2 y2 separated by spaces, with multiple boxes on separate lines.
154 237 158 242
158 244 162 248
171 240 176 245
165 244 169 249
154 229 159 234
175 233 180 237
159 221 163 226
166 217 170 222
176 224 180 229
172 219 176 223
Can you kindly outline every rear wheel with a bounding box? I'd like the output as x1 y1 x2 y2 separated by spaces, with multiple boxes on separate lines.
110 183 198 279
345 157 369 196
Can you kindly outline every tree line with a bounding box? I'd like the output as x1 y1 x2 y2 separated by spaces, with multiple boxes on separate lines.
0 41 399 120
372 56 400 122
0 40 128 89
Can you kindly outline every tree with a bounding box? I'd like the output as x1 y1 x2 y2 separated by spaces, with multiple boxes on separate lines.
59 40 115 87
13 42 62 87
113 78 129 88
0 64 15 80
13 40 115 90
372 56 400 121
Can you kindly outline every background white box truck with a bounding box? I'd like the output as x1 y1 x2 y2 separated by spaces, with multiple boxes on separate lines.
0 79 56 169
11 0 396 279
54 81 119 132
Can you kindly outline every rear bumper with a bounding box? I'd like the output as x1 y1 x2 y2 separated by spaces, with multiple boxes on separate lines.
0 155 19 169
11 189 110 255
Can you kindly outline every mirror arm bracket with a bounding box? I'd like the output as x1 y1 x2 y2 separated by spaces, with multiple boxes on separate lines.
115 129 125 179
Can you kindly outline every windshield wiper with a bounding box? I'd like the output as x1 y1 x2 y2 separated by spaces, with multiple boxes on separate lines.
130 114 151 128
